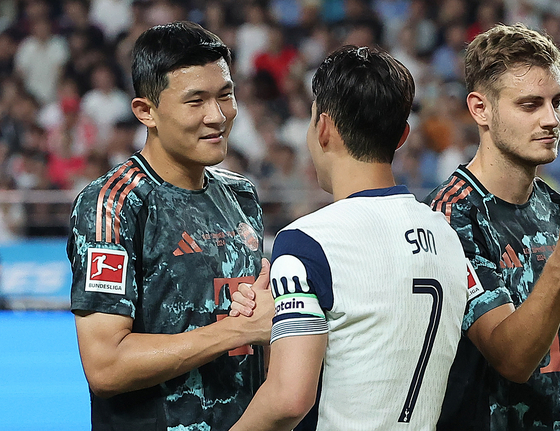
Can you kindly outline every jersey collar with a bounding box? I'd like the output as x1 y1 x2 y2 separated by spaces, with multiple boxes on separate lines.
347 185 411 199
131 152 164 186
454 164 489 198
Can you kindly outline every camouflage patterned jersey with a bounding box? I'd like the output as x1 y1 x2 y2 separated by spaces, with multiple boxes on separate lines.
67 153 265 431
425 165 560 431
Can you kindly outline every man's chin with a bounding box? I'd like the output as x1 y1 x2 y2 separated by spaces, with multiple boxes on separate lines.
537 150 559 166
205 155 227 167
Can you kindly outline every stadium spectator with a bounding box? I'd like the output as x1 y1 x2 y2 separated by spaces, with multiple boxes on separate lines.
253 23 301 95
45 96 97 189
81 62 131 143
59 0 105 51
235 1 271 79
1 0 560 243
14 15 69 104
88 0 132 41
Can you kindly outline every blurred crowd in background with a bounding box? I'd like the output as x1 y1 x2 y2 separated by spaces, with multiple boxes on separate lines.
1 0 560 241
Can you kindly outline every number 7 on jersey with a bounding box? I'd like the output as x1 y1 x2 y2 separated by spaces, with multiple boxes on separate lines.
398 278 443 423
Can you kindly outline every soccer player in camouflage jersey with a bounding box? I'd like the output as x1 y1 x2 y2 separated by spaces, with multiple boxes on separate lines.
67 21 273 430
424 24 560 430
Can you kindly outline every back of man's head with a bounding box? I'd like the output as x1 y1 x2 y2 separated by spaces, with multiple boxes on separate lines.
131 21 231 106
465 23 560 98
312 45 415 163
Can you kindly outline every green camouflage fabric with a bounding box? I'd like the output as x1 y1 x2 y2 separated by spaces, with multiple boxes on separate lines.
425 165 560 431
68 153 265 431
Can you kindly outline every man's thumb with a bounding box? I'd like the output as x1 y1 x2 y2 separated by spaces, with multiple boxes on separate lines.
253 258 270 291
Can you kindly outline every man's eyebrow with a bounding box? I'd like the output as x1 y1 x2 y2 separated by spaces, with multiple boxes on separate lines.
513 92 560 104
513 94 543 103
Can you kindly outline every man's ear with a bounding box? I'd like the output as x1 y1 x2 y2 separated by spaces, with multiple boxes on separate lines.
396 122 410 150
466 91 490 126
317 112 335 152
131 97 157 128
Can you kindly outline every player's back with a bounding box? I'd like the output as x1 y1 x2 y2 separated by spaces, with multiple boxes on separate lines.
287 188 468 430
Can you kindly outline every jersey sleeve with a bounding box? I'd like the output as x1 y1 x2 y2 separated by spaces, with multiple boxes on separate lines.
67 173 145 319
448 202 512 332
269 229 332 343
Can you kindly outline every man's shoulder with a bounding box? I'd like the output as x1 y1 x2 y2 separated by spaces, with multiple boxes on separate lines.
206 167 257 195
281 202 337 233
534 176 560 205
76 156 160 204
423 166 486 221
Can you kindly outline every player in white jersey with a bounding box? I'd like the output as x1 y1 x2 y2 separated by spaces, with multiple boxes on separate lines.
229 46 471 431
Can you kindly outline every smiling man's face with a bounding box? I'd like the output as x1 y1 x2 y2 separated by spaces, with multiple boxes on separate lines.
149 58 238 170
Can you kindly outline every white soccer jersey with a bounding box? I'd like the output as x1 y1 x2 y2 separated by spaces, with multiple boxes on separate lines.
270 186 469 431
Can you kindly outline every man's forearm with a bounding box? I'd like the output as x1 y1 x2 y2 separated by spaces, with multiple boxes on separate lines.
77 313 261 398
230 382 305 431
470 253 560 382
230 334 326 430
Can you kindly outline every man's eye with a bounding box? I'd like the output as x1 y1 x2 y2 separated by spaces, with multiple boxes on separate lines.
521 103 537 110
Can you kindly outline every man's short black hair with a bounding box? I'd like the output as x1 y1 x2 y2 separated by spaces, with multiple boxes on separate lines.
131 21 231 106
312 45 415 163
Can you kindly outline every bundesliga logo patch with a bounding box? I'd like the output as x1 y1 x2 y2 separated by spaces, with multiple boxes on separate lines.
466 259 483 301
85 248 128 294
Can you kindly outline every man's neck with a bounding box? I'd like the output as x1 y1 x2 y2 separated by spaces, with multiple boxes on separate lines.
140 144 205 190
467 150 536 205
331 160 396 202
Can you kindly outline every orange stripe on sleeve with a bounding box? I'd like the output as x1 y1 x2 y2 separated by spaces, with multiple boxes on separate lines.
95 162 132 242
444 185 473 223
113 173 145 244
436 179 465 213
430 177 459 209
105 167 139 243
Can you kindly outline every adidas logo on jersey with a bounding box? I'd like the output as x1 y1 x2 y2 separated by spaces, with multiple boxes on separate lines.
500 244 522 269
173 232 202 256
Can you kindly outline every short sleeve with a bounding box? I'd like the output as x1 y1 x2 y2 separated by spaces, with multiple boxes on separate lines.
269 229 332 343
67 182 142 318
451 204 512 332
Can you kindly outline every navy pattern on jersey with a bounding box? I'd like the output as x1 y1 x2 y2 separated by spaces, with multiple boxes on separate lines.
269 229 332 343
68 153 265 431
425 164 560 431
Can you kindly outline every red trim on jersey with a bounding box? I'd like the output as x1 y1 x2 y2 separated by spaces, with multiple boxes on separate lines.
113 172 146 244
105 167 139 243
444 186 473 222
435 179 465 213
430 176 473 223
96 162 132 242
95 162 146 244
431 177 459 209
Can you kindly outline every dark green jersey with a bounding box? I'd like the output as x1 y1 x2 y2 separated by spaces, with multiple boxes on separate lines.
68 153 265 431
425 165 560 431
